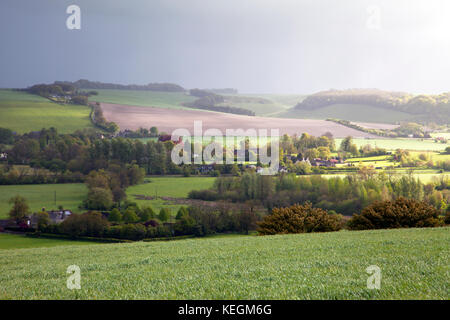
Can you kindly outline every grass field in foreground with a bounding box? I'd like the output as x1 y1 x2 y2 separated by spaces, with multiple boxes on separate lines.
0 227 448 299
0 233 96 250
0 90 94 134
0 184 87 219
126 177 215 213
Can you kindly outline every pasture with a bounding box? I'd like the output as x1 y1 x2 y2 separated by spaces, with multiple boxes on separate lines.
0 184 87 219
90 89 196 109
0 233 96 250
0 90 94 134
0 227 448 299
126 176 215 212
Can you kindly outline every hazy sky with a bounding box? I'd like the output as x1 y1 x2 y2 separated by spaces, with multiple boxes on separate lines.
1 0 450 93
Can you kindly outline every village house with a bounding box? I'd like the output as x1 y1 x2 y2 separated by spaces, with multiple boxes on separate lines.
27 210 73 228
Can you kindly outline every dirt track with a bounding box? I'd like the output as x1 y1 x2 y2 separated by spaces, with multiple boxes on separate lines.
100 103 379 138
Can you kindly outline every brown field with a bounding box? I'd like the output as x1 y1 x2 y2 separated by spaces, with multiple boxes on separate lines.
101 103 378 138
354 122 399 130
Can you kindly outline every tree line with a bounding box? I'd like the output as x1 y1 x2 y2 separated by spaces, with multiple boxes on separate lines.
189 171 449 215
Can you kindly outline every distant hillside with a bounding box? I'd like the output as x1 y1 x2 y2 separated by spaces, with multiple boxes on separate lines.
55 79 185 92
293 89 450 124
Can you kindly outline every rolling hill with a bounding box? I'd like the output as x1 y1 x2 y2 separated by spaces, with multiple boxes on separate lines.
0 90 94 134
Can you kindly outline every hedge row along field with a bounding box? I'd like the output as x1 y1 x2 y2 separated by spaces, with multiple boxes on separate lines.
0 227 448 299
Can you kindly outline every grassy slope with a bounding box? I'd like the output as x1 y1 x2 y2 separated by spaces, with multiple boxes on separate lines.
0 233 96 250
278 104 415 124
0 184 87 219
126 177 215 213
0 227 448 299
90 89 196 109
91 90 303 116
0 90 94 134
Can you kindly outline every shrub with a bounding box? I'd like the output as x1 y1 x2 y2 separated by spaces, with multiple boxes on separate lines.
120 224 147 240
348 197 443 230
444 211 450 225
257 202 344 235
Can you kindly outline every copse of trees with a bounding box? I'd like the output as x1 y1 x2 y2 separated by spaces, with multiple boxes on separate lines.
83 165 144 210
185 92 256 116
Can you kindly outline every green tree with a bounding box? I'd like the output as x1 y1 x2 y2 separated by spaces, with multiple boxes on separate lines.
123 208 139 223
35 211 50 230
176 207 189 220
8 195 29 222
158 208 171 222
108 208 122 223
139 206 155 222
84 187 114 210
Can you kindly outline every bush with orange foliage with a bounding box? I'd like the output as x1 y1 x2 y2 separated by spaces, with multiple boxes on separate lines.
348 197 443 230
257 202 344 235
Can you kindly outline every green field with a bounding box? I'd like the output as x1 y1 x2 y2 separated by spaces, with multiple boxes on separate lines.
91 89 196 109
0 227 447 299
278 103 416 124
335 138 449 151
0 90 94 134
0 233 96 250
126 177 215 212
0 184 87 219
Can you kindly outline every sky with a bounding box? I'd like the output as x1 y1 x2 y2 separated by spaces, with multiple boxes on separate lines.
1 0 450 94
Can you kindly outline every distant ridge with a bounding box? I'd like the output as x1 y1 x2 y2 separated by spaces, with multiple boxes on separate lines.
55 79 185 92
294 88 450 124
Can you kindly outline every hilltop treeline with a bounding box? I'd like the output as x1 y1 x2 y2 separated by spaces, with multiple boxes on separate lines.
55 79 185 92
25 83 90 105
185 90 255 116
295 89 450 124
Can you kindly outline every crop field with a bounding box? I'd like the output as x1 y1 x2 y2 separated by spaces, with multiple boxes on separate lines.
278 103 415 124
90 89 196 109
0 227 448 299
0 184 87 219
0 233 96 250
100 103 377 138
126 177 215 212
335 138 449 151
0 90 94 134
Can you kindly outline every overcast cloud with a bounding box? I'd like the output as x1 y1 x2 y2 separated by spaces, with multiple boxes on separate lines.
1 0 449 93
